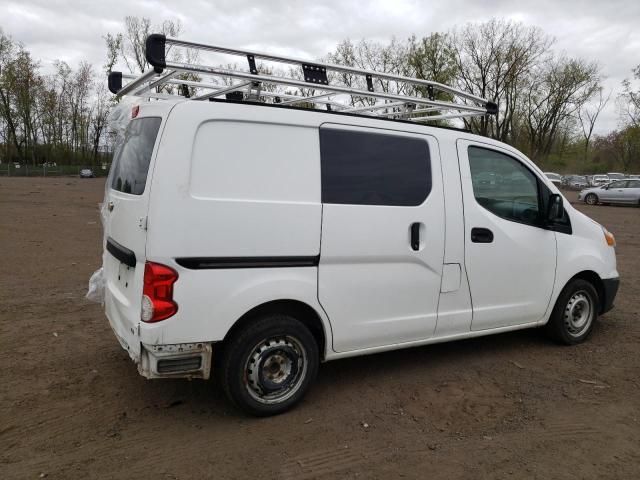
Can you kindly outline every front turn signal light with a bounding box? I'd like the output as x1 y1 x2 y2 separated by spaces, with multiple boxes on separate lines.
603 227 616 247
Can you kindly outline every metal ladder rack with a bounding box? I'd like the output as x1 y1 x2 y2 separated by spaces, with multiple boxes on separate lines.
108 34 498 123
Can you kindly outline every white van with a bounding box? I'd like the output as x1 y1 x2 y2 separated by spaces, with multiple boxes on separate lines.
103 36 619 416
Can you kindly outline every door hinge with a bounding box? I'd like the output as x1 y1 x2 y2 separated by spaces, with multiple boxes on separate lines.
138 216 148 231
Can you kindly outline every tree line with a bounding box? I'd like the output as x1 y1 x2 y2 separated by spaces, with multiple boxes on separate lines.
320 19 639 172
0 17 638 173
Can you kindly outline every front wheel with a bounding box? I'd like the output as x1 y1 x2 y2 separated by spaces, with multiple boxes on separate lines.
545 279 599 345
585 193 598 205
219 314 319 416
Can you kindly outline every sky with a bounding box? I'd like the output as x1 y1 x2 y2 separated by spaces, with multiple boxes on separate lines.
1 0 639 133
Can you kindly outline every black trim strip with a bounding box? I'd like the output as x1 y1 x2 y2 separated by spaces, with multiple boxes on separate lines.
107 237 137 267
176 256 319 270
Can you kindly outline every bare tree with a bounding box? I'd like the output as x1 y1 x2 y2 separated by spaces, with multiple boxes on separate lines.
90 83 111 163
578 87 611 160
618 65 640 127
117 17 182 74
103 33 122 75
524 57 600 162
450 19 551 141
407 33 458 101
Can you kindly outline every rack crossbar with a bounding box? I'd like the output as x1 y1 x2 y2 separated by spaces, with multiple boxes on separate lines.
108 33 498 124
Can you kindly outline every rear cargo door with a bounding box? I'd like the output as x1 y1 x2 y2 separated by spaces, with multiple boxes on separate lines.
103 116 163 361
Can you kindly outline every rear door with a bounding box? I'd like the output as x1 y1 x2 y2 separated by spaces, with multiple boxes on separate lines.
457 141 557 330
103 115 163 360
625 180 640 203
318 124 445 352
600 180 627 203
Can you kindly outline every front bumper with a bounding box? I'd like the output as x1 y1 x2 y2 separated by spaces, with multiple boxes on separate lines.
600 277 620 314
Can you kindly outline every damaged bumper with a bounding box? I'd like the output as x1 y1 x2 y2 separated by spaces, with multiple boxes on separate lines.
139 342 213 379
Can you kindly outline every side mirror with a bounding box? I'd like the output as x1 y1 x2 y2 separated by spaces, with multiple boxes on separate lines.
547 193 564 223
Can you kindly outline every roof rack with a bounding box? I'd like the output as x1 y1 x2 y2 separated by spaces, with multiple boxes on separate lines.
108 34 498 123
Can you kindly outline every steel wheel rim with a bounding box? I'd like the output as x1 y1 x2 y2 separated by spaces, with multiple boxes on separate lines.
244 335 308 405
563 290 594 337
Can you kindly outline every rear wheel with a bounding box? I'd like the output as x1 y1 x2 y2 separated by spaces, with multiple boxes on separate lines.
219 314 319 416
545 279 599 345
585 193 598 205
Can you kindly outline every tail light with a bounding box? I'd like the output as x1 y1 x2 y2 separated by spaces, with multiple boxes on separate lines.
142 262 178 322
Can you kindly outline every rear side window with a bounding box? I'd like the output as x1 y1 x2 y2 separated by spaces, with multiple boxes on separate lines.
111 117 162 195
319 128 431 206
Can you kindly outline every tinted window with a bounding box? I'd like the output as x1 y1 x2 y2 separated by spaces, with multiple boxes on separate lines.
111 117 162 195
319 129 431 206
608 180 627 188
468 146 540 225
628 180 640 188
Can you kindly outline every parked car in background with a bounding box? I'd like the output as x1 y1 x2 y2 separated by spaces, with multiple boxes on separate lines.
544 172 563 187
607 173 625 180
591 175 610 187
579 179 640 205
80 168 95 178
565 175 589 190
629 174 640 179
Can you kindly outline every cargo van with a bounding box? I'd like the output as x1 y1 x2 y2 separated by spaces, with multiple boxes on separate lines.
103 35 619 415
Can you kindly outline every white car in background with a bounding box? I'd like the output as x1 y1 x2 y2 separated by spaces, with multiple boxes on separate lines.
591 175 610 187
607 172 625 181
544 172 563 187
579 179 640 206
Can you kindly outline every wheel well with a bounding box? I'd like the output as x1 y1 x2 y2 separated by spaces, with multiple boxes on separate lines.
223 300 327 359
570 271 605 313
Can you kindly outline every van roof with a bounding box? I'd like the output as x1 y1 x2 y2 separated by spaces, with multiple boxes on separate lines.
146 95 530 166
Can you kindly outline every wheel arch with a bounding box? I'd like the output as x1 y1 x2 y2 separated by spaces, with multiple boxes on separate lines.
585 192 599 204
565 270 605 313
222 299 329 359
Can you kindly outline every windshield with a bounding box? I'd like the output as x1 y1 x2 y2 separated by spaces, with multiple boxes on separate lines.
110 117 162 195
545 173 561 180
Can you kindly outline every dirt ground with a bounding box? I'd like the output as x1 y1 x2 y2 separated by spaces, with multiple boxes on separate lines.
1 177 639 480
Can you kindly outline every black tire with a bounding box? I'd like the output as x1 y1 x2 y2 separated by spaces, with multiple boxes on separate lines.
545 279 599 345
585 193 598 205
219 314 319 416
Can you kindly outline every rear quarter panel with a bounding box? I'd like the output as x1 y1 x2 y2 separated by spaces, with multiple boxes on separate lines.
143 102 328 345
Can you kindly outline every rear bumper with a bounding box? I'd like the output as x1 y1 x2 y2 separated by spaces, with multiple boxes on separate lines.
601 277 620 314
139 342 212 379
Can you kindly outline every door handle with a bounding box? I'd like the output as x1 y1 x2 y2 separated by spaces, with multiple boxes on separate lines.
410 222 421 251
471 227 494 243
